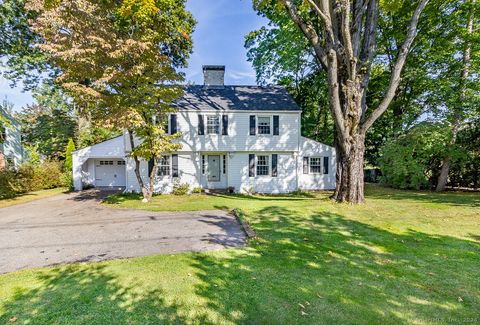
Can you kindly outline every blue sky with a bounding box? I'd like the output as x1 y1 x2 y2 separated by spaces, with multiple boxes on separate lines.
0 0 267 111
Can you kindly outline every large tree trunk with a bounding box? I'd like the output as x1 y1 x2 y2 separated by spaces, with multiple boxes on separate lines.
333 134 365 203
274 0 428 203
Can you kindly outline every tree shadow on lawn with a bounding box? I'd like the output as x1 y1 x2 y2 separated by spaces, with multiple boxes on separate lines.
0 265 190 324
365 184 480 207
190 206 480 324
1 206 479 324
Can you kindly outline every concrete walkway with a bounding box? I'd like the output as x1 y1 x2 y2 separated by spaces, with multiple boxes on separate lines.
0 191 246 274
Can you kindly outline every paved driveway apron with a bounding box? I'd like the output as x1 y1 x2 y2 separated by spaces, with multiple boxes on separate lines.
0 191 246 274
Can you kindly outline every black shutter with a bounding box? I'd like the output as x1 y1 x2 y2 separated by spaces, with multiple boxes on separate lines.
249 115 256 135
273 115 279 135
249 154 255 177
272 154 278 177
222 115 228 135
172 154 179 177
323 156 329 174
198 114 204 135
148 158 154 176
303 157 309 174
170 114 177 134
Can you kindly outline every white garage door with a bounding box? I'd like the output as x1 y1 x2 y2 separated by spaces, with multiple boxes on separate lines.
95 160 126 187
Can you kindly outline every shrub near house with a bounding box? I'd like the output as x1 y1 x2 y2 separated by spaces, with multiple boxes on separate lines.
0 161 65 199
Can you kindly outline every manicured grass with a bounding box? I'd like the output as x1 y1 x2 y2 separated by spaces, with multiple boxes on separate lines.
1 185 479 324
0 188 67 209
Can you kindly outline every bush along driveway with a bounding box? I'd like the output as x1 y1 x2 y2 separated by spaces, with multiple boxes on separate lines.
0 185 479 324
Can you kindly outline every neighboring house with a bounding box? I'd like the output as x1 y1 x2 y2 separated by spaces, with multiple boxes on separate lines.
0 106 24 169
72 65 336 194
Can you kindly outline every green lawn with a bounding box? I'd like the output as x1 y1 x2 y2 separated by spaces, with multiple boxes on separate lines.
0 188 67 209
1 185 479 324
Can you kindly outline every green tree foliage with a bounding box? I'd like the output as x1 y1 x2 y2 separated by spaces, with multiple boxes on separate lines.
378 123 453 189
16 83 76 159
26 0 195 200
0 0 52 89
64 138 75 172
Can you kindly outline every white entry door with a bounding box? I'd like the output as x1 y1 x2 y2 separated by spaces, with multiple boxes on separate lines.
207 155 221 182
95 160 126 187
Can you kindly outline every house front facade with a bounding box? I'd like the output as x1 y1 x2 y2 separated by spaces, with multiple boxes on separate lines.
72 66 336 194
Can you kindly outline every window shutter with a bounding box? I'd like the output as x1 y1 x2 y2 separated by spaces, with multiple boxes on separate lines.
222 115 228 135
271 154 278 177
249 115 256 135
170 114 177 134
273 115 279 135
172 154 179 177
198 114 204 135
303 157 309 174
249 154 255 177
148 158 154 176
323 157 329 174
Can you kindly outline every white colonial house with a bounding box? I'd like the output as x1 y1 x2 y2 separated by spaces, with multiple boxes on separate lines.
72 65 336 194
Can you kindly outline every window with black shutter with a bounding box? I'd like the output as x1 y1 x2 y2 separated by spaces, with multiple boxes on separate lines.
323 157 329 174
172 154 179 177
222 115 228 135
271 154 278 177
273 115 279 135
198 114 204 135
249 154 255 177
170 114 177 134
148 158 154 176
249 115 256 135
303 157 309 174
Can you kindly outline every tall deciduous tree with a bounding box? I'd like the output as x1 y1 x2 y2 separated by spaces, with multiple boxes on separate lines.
253 0 428 203
434 0 479 191
27 0 195 201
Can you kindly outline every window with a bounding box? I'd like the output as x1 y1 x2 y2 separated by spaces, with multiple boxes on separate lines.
257 116 271 135
117 160 125 165
207 115 220 134
256 155 269 176
158 155 170 176
99 160 113 165
223 155 226 174
309 157 322 173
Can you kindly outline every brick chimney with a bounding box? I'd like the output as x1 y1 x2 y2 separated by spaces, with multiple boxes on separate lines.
203 65 225 87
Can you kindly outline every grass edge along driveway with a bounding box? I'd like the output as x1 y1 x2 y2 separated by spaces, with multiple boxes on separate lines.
0 188 67 209
1 185 479 324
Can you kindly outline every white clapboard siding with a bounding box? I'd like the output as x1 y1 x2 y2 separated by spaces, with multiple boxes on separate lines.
176 111 300 152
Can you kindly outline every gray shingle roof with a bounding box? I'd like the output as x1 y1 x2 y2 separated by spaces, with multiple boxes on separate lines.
172 85 301 111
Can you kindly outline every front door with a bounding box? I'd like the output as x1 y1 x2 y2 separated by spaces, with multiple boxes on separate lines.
207 155 220 182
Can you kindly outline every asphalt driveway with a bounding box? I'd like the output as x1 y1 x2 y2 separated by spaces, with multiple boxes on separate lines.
0 191 246 274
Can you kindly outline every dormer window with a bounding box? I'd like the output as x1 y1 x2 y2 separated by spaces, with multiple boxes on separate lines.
207 115 220 134
258 116 271 135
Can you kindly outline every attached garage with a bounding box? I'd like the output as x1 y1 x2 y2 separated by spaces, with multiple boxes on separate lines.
72 136 127 191
94 159 126 187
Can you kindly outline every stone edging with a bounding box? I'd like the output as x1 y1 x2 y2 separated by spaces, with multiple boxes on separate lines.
232 208 256 238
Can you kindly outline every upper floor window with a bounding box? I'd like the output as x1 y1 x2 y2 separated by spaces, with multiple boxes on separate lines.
256 155 269 176
207 115 220 134
158 155 170 176
258 116 271 135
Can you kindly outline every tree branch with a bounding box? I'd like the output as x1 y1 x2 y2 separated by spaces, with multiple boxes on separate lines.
281 0 328 68
362 0 429 131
